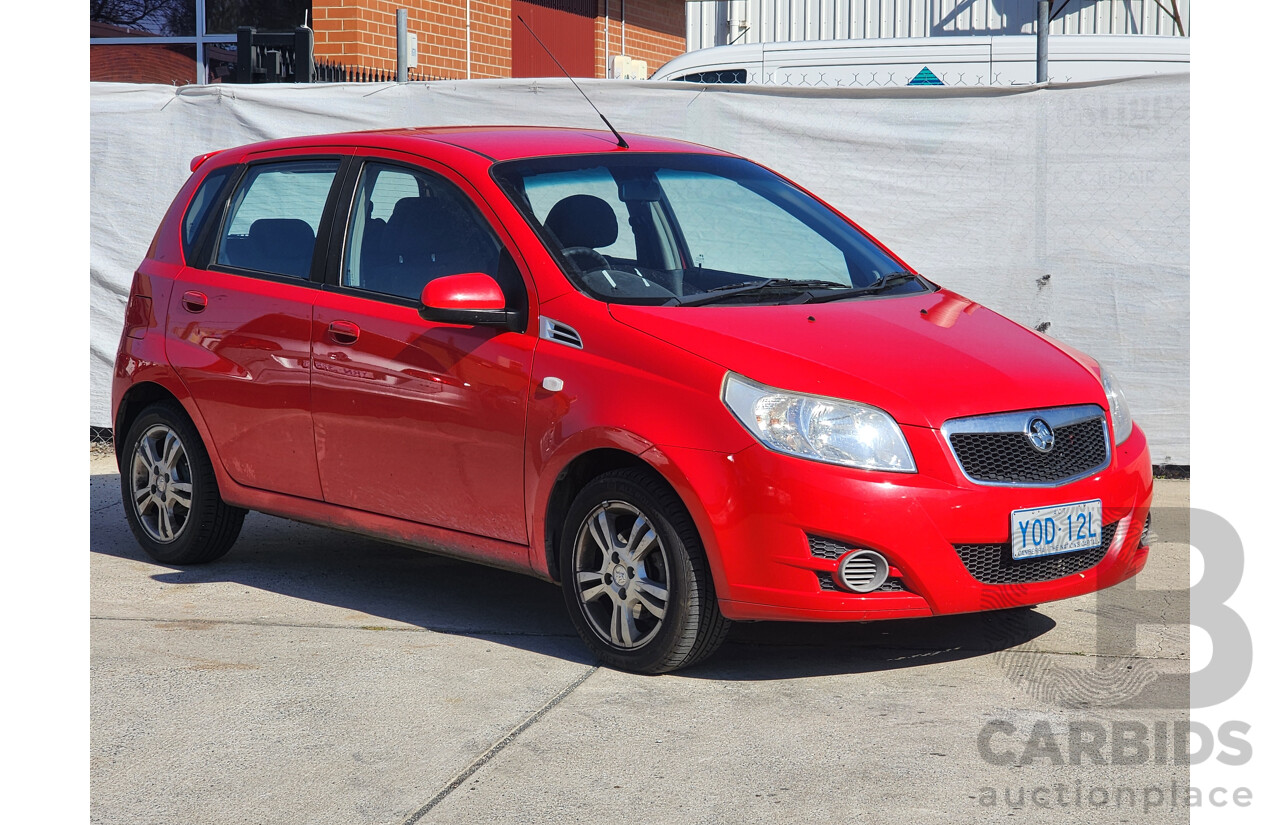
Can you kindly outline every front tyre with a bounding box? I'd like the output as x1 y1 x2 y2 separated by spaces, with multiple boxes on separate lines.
120 402 245 564
560 468 730 674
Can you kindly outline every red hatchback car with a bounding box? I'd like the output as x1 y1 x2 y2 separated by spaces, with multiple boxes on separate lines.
113 126 1153 673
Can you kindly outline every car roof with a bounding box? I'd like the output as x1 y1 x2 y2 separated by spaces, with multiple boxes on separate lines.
231 126 731 163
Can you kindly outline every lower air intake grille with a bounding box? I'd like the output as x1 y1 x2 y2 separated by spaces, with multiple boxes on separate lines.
815 572 906 593
954 522 1118 585
808 535 850 560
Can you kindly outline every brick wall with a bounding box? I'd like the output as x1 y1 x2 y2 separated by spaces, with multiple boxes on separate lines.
597 0 684 78
313 0 512 79
313 0 683 80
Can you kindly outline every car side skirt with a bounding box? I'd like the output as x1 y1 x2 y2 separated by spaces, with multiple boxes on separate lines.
217 480 537 579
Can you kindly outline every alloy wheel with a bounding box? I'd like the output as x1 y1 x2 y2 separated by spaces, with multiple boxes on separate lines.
572 500 672 649
130 423 193 544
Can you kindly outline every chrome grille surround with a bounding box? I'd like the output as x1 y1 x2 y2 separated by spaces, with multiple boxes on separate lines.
942 404 1111 487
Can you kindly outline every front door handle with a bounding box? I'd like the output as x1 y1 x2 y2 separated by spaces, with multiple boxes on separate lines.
181 291 207 313
328 320 360 345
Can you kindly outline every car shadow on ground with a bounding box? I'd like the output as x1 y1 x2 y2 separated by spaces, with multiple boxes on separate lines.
91 466 1056 681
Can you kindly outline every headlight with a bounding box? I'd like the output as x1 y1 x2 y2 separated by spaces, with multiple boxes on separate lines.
1100 366 1133 444
722 373 916 472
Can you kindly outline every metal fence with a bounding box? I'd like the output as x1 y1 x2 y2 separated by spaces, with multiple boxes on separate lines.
312 59 441 84
235 26 445 84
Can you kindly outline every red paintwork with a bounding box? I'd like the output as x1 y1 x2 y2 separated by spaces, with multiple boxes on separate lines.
311 290 534 544
113 126 1154 624
190 150 219 172
609 290 1109 429
422 272 506 310
166 267 324 500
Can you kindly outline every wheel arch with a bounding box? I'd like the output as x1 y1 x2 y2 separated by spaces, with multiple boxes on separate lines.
542 448 653 583
113 381 215 478
114 382 182 467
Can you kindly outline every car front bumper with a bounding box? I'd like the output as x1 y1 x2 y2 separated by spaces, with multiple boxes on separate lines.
653 421 1153 622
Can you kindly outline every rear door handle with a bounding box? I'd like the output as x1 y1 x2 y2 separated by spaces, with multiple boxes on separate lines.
328 320 360 345
181 291 207 313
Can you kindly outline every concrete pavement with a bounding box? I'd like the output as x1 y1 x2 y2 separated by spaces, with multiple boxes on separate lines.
91 449 1191 824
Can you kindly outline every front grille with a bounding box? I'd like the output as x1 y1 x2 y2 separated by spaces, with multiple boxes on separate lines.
949 417 1108 485
954 522 1118 585
815 572 906 592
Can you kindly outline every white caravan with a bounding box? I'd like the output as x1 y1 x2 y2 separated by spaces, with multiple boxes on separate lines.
650 34 1189 87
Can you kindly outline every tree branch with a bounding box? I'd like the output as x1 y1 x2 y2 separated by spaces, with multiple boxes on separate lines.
1152 0 1187 36
90 1 180 28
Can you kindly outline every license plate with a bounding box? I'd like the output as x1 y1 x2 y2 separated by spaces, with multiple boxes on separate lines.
1010 499 1103 560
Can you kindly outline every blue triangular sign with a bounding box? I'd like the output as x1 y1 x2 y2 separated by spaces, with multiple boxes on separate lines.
908 67 944 86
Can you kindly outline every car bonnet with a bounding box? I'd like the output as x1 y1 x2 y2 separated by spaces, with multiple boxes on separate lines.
607 289 1107 429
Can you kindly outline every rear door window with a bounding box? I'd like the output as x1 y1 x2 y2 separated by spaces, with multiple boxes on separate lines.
215 160 340 279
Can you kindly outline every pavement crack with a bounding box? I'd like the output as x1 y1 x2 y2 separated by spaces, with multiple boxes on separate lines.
89 615 577 638
725 639 1187 661
401 665 598 824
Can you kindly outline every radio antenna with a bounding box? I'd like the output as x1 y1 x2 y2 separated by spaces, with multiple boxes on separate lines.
516 14 628 149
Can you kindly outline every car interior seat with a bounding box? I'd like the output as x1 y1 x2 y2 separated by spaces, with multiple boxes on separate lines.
544 194 618 272
244 218 317 279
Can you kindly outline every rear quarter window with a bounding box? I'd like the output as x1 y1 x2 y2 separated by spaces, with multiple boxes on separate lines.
181 165 236 258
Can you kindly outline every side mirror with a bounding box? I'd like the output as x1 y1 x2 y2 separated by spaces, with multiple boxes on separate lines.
418 272 520 330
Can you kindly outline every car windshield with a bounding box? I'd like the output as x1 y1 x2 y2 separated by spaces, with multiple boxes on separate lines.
491 153 929 306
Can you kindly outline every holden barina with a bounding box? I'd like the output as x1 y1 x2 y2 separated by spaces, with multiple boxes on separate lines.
113 127 1153 673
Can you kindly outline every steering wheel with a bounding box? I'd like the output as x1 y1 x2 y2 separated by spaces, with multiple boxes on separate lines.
581 268 677 300
562 246 611 273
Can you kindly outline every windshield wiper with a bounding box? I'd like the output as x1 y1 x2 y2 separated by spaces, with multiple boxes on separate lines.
669 278 852 307
802 271 923 304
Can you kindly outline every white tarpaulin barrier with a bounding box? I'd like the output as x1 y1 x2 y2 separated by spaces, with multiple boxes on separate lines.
90 74 1189 463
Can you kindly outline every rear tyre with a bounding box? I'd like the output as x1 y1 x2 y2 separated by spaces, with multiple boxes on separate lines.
560 468 731 674
120 402 245 564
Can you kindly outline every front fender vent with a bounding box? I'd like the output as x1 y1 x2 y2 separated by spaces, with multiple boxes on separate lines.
539 317 583 349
